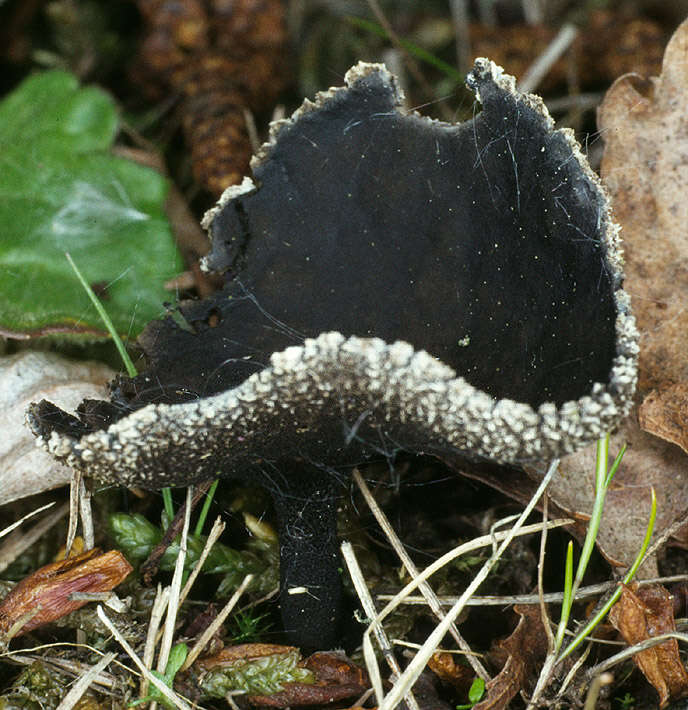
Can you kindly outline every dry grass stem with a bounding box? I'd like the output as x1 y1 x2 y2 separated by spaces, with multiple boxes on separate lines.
181 572 254 671
156 486 193 676
583 671 614 710
384 573 688 607
376 459 560 710
0 502 69 574
5 644 133 689
78 475 94 550
557 643 591 699
66 470 81 556
341 540 418 710
374 517 571 622
537 494 555 648
587 632 688 678
97 605 192 710
522 0 544 24
545 93 603 113
179 516 225 607
366 0 453 121
55 651 116 710
518 23 578 93
448 0 471 75
0 502 55 540
643 511 688 561
140 585 170 700
353 468 489 681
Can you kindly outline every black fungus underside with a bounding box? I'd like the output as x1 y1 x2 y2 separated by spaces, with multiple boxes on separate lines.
113 63 618 414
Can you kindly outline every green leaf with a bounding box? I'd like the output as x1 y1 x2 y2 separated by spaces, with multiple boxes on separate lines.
456 675 486 709
0 70 182 340
468 676 486 703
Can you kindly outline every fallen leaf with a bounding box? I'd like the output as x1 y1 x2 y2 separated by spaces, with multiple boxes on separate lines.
523 20 688 574
0 70 182 339
428 651 474 693
534 414 688 575
598 18 688 392
609 583 688 707
473 605 548 710
0 351 113 505
0 548 132 639
639 384 688 455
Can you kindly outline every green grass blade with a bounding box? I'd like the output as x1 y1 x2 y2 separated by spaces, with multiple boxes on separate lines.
65 251 137 377
572 435 610 594
558 487 657 662
194 480 219 538
605 443 627 488
554 540 575 651
345 16 464 83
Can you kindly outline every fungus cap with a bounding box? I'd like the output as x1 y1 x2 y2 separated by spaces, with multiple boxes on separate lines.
28 60 638 648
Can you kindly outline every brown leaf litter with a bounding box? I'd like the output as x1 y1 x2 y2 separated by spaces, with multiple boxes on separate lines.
0 548 132 639
609 583 688 707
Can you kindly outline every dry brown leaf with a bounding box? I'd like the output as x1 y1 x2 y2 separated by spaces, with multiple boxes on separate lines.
523 20 688 574
639 384 688 454
535 413 688 574
0 351 114 506
0 548 132 639
598 18 688 393
473 604 548 710
428 651 474 694
609 583 688 707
